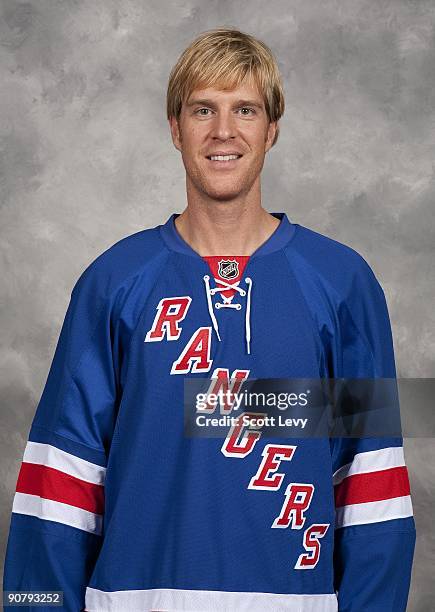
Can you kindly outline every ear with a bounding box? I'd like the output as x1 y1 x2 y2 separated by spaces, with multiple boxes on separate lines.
169 115 182 152
265 120 278 153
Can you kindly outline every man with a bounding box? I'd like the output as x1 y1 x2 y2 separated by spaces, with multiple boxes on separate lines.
3 27 415 611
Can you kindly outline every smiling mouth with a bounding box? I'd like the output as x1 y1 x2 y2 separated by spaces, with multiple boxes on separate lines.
205 154 243 165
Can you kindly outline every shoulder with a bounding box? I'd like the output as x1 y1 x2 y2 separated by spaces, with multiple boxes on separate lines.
71 222 169 302
287 223 383 300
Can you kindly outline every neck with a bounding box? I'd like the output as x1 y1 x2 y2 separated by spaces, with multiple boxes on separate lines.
175 204 281 257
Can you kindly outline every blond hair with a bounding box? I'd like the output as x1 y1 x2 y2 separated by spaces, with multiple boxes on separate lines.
166 27 285 146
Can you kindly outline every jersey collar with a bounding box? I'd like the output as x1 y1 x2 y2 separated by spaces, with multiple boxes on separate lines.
160 211 296 259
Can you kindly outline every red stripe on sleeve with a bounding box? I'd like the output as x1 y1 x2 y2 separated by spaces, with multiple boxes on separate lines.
334 466 411 508
16 462 104 514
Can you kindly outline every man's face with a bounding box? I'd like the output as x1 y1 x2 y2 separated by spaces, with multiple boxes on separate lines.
169 80 278 202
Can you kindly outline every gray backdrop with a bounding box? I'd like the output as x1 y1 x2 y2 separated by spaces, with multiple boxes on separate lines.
1 1 434 610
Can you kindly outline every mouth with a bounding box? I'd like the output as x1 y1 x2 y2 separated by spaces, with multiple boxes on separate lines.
205 154 243 168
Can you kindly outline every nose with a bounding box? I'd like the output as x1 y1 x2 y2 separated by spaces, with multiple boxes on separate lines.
211 110 237 141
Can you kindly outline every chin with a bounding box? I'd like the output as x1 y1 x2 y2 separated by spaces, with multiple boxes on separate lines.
204 183 247 201
203 191 243 203
188 171 248 201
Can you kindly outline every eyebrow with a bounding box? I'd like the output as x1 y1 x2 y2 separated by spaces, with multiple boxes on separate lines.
186 98 264 110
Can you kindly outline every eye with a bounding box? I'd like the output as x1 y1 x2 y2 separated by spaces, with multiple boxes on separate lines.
239 107 256 115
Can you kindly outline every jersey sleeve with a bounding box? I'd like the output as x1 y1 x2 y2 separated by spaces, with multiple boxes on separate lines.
329 258 416 611
2 264 120 612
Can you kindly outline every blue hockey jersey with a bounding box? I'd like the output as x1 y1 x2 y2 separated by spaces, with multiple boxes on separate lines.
3 212 416 611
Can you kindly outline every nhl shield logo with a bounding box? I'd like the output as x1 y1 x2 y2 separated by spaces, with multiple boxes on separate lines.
218 259 239 280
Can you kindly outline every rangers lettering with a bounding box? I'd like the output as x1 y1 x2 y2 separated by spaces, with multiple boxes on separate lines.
248 444 297 490
145 296 192 342
221 412 265 458
294 523 330 569
271 483 314 529
200 368 250 414
170 327 213 374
